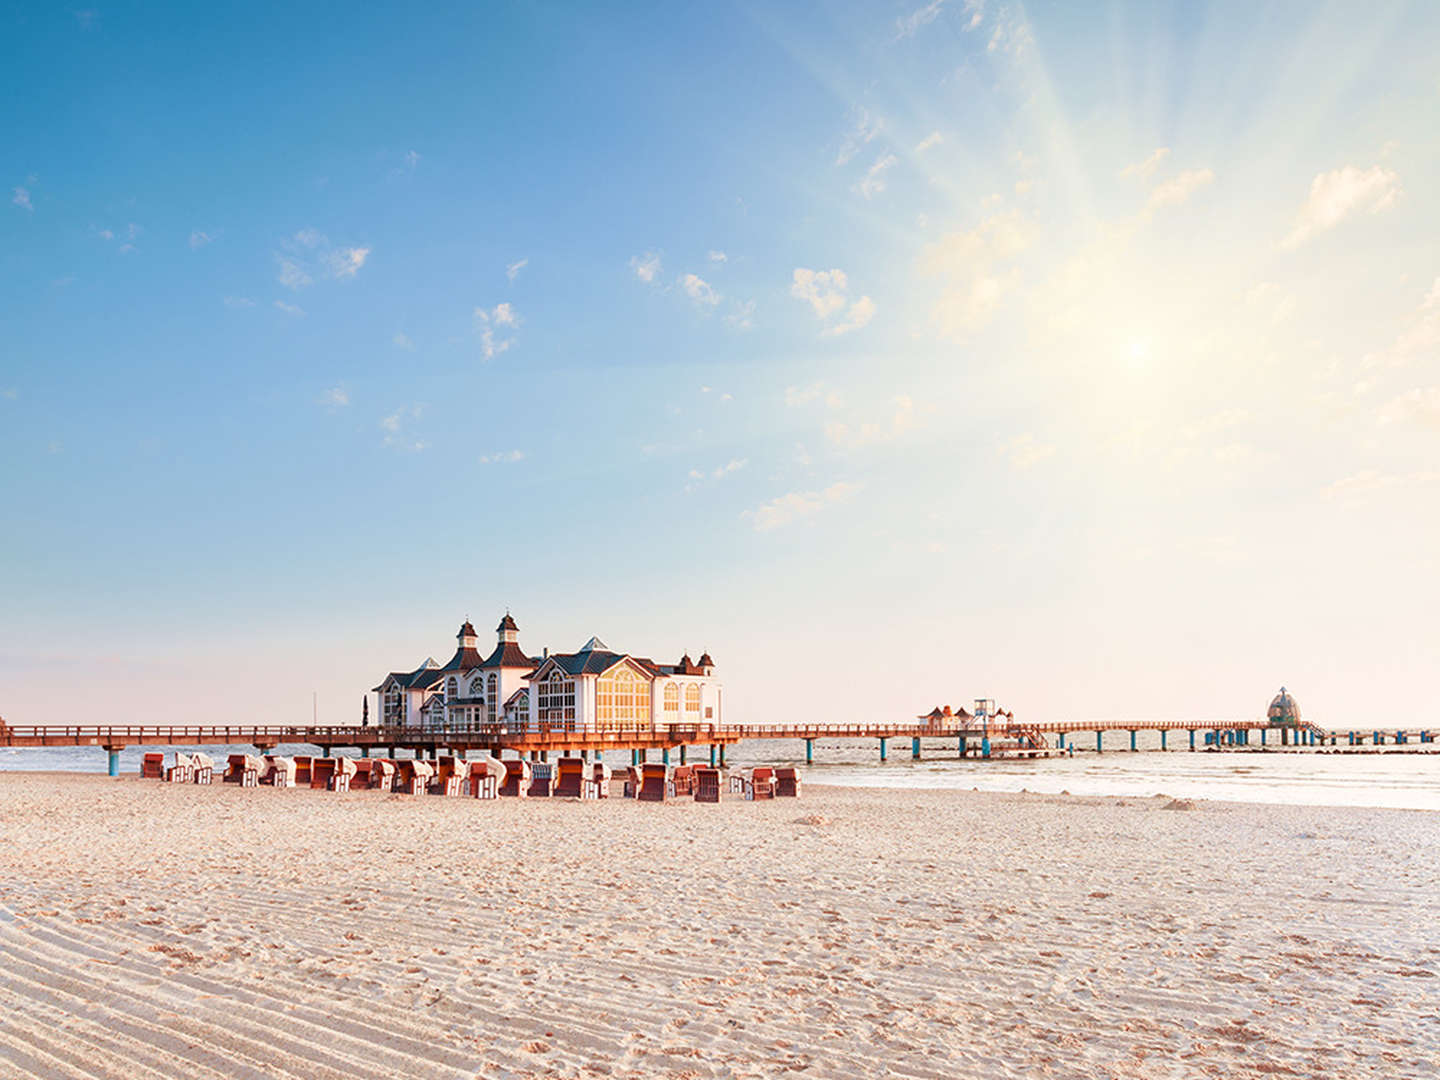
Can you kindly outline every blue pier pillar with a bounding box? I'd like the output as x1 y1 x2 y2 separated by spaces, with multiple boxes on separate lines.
595 750 602 764
709 744 717 766
679 745 687 764
805 738 814 764
1160 730 1168 751
1374 730 1382 745
958 735 967 757
1261 728 1267 746
879 737 888 761
912 737 921 760
1189 729 1196 751
1096 731 1103 753
981 735 991 759
1058 732 1066 749
662 747 670 765
718 743 726 766
1129 730 1137 752
107 749 120 777
1349 731 1356 745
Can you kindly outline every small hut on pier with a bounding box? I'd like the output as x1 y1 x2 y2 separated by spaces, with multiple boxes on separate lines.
1266 687 1301 727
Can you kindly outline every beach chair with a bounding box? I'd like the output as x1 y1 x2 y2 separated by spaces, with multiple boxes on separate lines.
728 771 746 795
528 761 554 797
637 762 672 802
397 759 433 795
266 755 297 788
499 758 531 797
693 766 721 803
746 767 777 800
586 761 613 799
224 754 261 787
310 758 337 790
330 756 356 792
190 752 215 784
430 756 467 796
774 767 801 798
470 755 504 799
671 765 694 796
552 757 586 798
165 752 192 784
623 765 643 798
371 759 396 793
141 752 166 779
293 756 313 787
351 759 375 789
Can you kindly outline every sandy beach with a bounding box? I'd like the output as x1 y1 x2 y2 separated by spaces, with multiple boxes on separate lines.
1 774 1436 1079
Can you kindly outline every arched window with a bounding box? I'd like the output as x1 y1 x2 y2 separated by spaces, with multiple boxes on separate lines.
597 665 650 729
536 669 575 722
446 676 458 698
663 682 680 716
470 676 484 697
487 673 497 706
685 683 701 714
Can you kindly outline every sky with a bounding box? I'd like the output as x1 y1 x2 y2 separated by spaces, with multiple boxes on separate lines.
2 1 1438 731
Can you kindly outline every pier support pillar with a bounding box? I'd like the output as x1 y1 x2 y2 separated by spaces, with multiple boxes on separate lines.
678 745 687 764
879 737 888 762
805 739 814 765
1160 730 1168 751
1129 730 1137 752
912 737 921 760
958 735 967 757
1189 729 1195 751
1261 728 1267 746
718 744 726 766
1374 730 1382 746
1282 728 1290 746
710 744 717 767
106 748 121 777
1096 731 1103 754
662 747 670 765
981 736 991 759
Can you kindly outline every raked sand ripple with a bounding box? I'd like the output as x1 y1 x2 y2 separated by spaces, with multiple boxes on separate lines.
1 773 1437 1079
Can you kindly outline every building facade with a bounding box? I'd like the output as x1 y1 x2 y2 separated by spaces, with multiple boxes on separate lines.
371 616 723 733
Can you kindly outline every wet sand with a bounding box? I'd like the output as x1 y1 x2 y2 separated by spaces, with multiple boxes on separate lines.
1 772 1436 1079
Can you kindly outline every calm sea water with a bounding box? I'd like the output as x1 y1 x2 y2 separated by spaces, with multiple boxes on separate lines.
4 730 1437 811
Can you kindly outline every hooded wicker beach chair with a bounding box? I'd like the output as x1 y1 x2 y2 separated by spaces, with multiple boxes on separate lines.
552 756 586 798
397 758 434 795
265 755 297 788
623 764 643 798
637 762 672 802
774 767 801 797
370 758 396 793
693 766 721 803
528 760 554 797
141 752 165 780
189 752 215 785
331 755 357 792
670 765 695 796
165 752 193 784
350 759 375 789
499 757 531 797
587 761 613 799
310 758 337 790
293 756 313 787
746 767 777 800
431 756 468 796
470 755 504 798
224 754 262 787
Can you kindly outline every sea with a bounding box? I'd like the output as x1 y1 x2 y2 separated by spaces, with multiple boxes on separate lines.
4 729 1437 811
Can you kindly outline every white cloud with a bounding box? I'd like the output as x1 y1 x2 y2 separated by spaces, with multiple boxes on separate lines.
784 383 836 408
188 230 213 249
630 252 662 283
277 257 313 290
319 386 349 409
727 299 755 330
404 149 420 169
325 246 370 278
824 295 877 337
381 405 426 451
275 229 371 288
1282 165 1400 249
915 131 943 154
475 303 520 359
896 0 984 39
1120 147 1170 180
857 153 897 199
223 295 255 308
825 395 916 447
96 228 114 241
1378 386 1440 430
12 187 33 212
274 300 305 316
986 7 1033 56
1362 278 1440 369
506 257 528 281
2 387 17 400
744 481 861 532
393 332 414 350
791 268 849 319
1143 168 1214 217
712 458 747 479
999 432 1056 469
836 109 881 167
918 210 1030 340
707 250 727 263
479 450 525 464
1323 469 1439 499
680 273 721 306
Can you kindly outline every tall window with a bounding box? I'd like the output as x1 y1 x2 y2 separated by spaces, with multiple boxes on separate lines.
446 676 458 698
537 670 575 722
487 674 498 712
663 682 680 717
597 665 651 729
470 676 484 697
383 686 404 725
685 683 701 715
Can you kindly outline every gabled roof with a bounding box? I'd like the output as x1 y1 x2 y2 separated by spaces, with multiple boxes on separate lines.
529 649 657 680
372 663 446 693
504 687 529 706
497 613 519 632
482 641 534 669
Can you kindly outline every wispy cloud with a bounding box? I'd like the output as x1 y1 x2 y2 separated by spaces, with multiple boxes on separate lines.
275 229 371 288
744 481 861 532
986 6 1033 56
1363 278 1440 369
188 230 214 249
630 251 662 283
1323 469 1439 500
784 382 842 409
475 302 520 359
825 296 877 337
223 295 255 308
319 386 349 409
707 250 727 263
393 332 415 350
826 395 916 447
915 132 943 154
680 273 721 306
274 300 305 316
857 154 897 199
1143 168 1214 217
381 405 426 451
506 257 528 281
999 432 1056 469
727 299 755 331
479 450 525 464
11 186 32 212
1282 164 1401 249
791 268 850 319
1378 386 1440 430
1120 147 1170 180
324 246 370 278
836 109 881 167
918 209 1030 340
896 0 984 40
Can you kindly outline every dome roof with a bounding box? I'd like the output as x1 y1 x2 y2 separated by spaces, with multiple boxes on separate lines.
1267 687 1301 723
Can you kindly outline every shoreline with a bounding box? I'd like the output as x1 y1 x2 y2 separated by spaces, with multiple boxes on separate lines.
3 773 1438 1078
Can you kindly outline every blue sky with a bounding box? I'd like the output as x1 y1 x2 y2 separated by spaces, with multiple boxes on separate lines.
3 1 1439 729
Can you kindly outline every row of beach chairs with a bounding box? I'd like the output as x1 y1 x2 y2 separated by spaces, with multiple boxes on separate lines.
142 751 799 802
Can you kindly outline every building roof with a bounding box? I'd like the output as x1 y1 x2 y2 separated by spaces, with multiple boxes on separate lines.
372 663 446 692
482 641 534 669
698 652 714 668
439 641 486 671
497 613 519 632
534 649 657 679
1267 687 1301 722
459 620 477 638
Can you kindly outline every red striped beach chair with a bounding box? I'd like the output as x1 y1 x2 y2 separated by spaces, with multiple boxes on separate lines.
637 763 672 802
499 758 531 797
371 759 396 793
165 752 192 784
470 755 504 799
528 761 553 797
330 756 356 792
190 752 215 785
552 757 586 798
586 761 613 799
693 766 721 803
141 753 165 780
265 755 297 788
293 756 313 787
397 759 433 795
351 759 375 789
746 767 777 800
430 756 467 796
310 758 337 790
224 754 261 787
775 767 802 798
